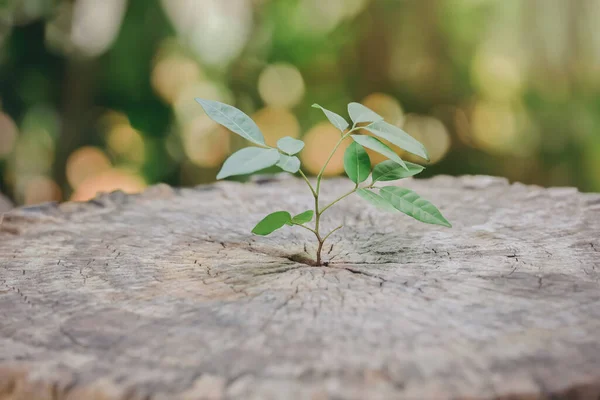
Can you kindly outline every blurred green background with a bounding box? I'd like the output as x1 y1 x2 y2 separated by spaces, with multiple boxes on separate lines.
1 0 599 206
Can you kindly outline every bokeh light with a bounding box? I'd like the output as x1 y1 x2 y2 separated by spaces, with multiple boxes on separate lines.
151 53 204 105
1 0 599 205
106 123 145 165
182 116 231 168
362 93 405 126
23 176 62 205
301 122 349 176
71 0 127 57
71 169 146 202
66 147 112 190
402 115 451 164
161 0 253 67
470 100 540 156
258 63 305 109
252 107 300 146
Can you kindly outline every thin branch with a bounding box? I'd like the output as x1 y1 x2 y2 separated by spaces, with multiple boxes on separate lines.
322 225 343 243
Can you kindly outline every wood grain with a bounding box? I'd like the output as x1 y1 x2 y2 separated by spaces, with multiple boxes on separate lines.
1 175 600 400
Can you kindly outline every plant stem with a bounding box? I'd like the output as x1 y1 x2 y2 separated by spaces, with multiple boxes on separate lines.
319 185 358 215
298 169 317 197
299 125 362 266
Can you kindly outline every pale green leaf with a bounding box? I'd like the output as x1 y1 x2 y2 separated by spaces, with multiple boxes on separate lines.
292 210 314 224
343 142 371 184
347 102 384 124
312 104 349 132
380 186 451 227
216 147 280 179
350 135 408 170
195 98 265 146
277 136 305 155
372 160 424 182
356 188 397 212
276 154 301 173
365 121 429 161
252 211 292 235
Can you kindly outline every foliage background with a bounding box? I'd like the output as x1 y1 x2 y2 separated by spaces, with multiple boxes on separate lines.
1 0 599 205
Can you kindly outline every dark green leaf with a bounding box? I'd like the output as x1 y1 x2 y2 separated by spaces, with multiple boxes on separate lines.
195 98 265 146
343 142 371 184
312 104 349 132
372 160 424 182
356 188 397 212
276 154 301 173
365 121 429 161
277 136 305 155
348 102 384 124
380 186 451 227
252 211 292 235
216 147 280 179
292 210 314 224
350 134 408 170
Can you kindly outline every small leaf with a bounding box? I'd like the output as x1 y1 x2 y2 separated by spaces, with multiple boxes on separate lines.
343 142 371 184
277 136 305 155
365 120 429 161
380 186 451 227
356 188 397 212
195 98 265 146
350 134 408 170
276 154 301 173
292 210 314 224
252 211 292 235
217 147 280 179
312 104 349 132
372 160 424 182
348 102 384 124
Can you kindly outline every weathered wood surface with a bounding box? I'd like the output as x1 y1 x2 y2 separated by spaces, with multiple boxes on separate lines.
0 193 11 213
1 175 600 400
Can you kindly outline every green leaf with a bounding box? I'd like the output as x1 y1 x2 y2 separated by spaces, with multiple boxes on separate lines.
343 142 371 184
356 188 397 212
195 98 265 146
252 211 292 235
380 186 452 227
276 154 301 173
292 210 314 224
277 136 305 155
372 160 424 182
312 104 349 132
348 102 384 124
350 134 408 170
365 121 429 161
216 147 280 179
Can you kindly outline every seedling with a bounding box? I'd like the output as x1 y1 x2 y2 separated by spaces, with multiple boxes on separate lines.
195 98 451 266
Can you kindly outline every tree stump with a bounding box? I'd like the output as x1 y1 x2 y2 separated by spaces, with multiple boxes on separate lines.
1 175 600 400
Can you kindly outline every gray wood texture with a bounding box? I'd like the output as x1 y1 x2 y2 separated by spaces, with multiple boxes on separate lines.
1 175 600 400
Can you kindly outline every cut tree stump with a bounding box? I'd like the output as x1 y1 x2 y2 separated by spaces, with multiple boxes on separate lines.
1 175 600 400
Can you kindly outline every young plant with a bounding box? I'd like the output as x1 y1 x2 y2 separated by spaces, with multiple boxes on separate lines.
195 98 451 266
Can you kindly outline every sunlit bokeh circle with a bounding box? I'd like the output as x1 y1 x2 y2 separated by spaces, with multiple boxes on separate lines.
301 122 349 176
361 93 405 126
66 146 112 189
258 63 305 109
402 115 451 164
252 107 300 146
182 115 231 168
71 169 146 201
23 176 62 205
